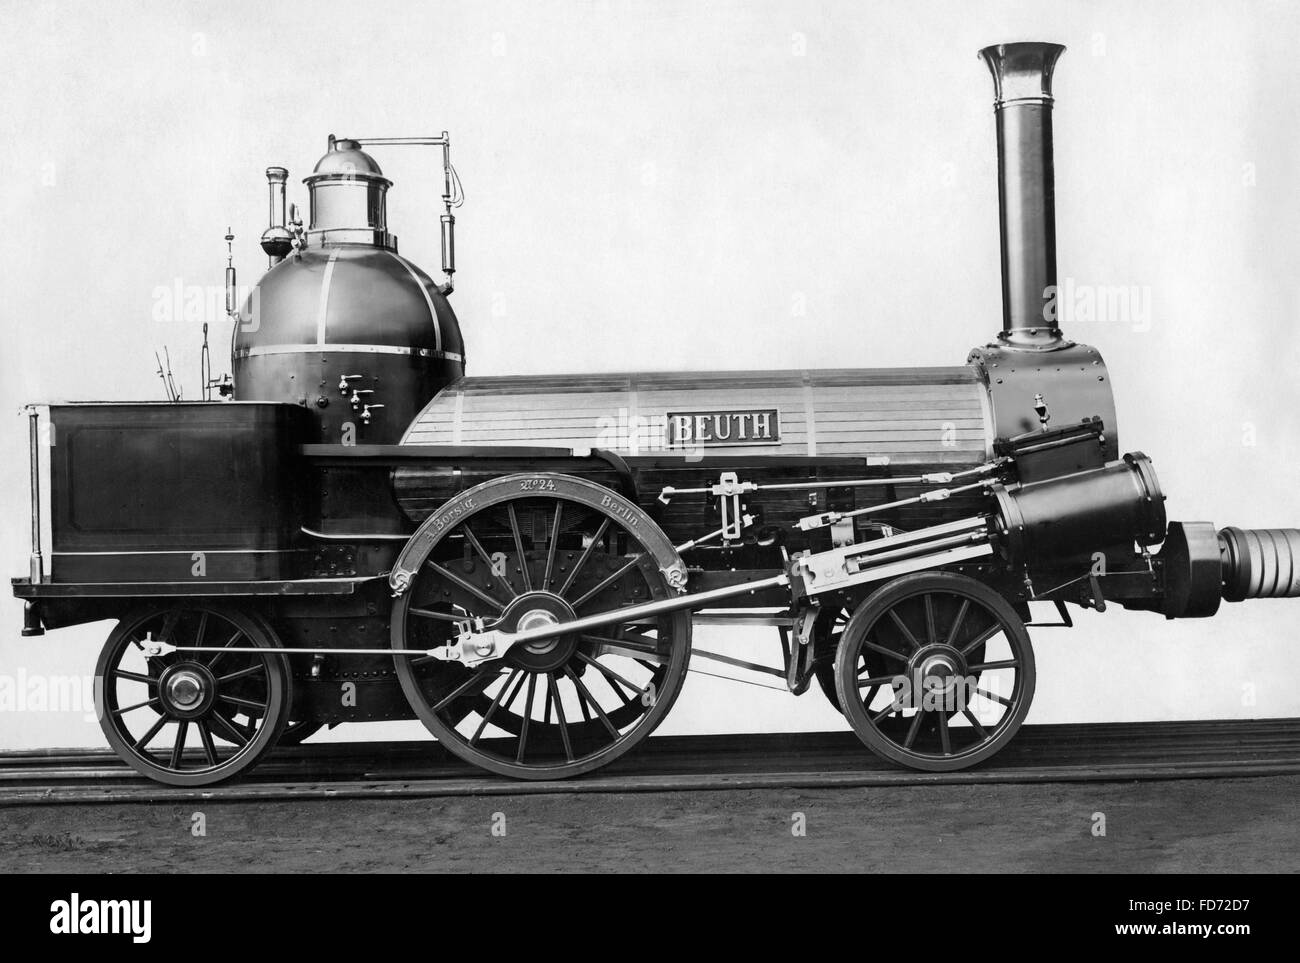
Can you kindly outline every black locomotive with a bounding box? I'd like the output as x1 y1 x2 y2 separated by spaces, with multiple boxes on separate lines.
11 42 1299 785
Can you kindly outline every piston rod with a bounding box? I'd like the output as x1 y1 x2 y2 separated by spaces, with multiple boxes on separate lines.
660 460 1005 502
799 479 996 530
440 518 994 666
151 514 996 666
143 571 792 661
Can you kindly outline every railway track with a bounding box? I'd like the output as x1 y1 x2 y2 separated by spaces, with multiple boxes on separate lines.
1 719 1298 806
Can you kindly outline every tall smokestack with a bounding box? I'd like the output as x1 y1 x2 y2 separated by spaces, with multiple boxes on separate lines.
979 42 1066 350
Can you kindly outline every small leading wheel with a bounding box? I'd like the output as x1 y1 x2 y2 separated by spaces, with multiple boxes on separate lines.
95 604 291 786
391 473 692 780
834 572 1035 772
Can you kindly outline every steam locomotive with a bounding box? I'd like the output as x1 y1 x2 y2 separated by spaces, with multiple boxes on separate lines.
12 42 1299 785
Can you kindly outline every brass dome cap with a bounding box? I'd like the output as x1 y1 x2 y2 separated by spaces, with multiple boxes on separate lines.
305 137 390 184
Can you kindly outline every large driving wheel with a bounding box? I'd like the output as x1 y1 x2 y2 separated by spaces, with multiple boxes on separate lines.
834 572 1034 771
391 473 692 779
95 603 290 786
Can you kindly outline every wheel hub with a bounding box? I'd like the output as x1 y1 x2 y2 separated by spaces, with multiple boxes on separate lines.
167 672 203 707
919 653 958 693
518 609 562 653
500 592 579 672
158 662 217 718
909 644 969 700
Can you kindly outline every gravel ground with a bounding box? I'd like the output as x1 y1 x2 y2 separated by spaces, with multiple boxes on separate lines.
2 774 1298 873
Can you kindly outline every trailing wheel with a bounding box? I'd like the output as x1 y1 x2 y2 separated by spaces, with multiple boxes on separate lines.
95 603 291 786
834 572 1035 771
391 473 692 779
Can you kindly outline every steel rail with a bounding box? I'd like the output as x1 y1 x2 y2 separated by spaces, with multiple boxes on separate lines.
3 720 1300 806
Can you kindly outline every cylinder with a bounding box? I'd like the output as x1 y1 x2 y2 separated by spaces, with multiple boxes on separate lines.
994 452 1166 569
224 264 237 315
310 178 388 233
1218 527 1300 601
979 42 1066 349
440 213 456 277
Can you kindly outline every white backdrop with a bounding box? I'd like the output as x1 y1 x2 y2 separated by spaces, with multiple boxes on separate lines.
2 0 1298 749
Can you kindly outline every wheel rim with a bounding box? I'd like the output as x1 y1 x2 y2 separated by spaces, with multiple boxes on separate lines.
393 475 691 779
834 573 1034 772
95 605 290 786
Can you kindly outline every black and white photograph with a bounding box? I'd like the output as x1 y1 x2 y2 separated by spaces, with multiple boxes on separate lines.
0 0 1295 919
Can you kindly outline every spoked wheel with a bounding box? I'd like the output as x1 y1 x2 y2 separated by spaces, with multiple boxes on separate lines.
834 572 1035 772
392 473 692 780
95 604 290 786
